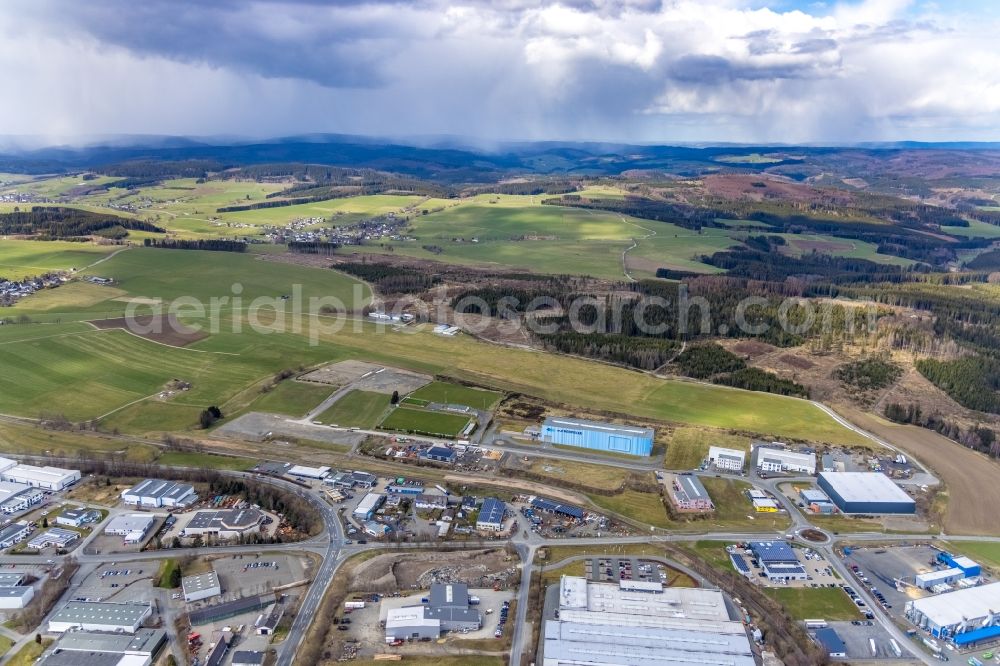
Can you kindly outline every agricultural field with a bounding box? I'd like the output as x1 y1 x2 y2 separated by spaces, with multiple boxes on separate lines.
624 226 736 276
776 233 914 266
407 380 502 410
317 389 391 428
378 406 473 438
664 427 750 470
762 587 862 621
7 246 369 322
0 239 118 278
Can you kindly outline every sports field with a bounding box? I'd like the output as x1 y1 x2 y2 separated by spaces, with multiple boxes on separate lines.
408 381 502 410
318 389 391 428
378 406 472 438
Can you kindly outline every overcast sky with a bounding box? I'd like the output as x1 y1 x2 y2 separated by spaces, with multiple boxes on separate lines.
2 0 999 145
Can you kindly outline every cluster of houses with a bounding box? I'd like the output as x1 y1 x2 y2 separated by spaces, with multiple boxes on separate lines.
0 191 41 204
261 212 410 246
0 272 68 306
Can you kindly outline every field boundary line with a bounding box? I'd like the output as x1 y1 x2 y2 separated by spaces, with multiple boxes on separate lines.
95 392 162 421
78 246 131 271
0 328 102 346
112 327 242 356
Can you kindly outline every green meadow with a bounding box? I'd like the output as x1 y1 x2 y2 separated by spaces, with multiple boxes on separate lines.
317 389 391 428
379 406 473 438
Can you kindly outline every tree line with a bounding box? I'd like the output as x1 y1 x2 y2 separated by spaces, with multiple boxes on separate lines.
335 262 440 294
143 238 246 252
0 207 163 238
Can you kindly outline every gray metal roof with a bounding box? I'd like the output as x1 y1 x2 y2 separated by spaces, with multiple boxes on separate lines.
182 570 221 596
124 479 194 501
51 628 166 654
187 509 262 530
50 601 151 627
429 583 469 609
819 472 915 504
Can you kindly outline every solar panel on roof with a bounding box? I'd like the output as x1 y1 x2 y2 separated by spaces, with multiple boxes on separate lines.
731 554 750 573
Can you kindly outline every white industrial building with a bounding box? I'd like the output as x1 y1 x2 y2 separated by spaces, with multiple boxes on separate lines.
0 480 41 514
48 601 152 634
916 568 965 590
818 472 916 514
543 576 755 666
27 528 79 550
0 522 32 549
0 573 34 609
385 606 441 642
752 445 816 474
182 570 222 603
56 507 100 528
476 497 506 532
354 493 386 521
0 585 34 609
104 514 156 544
1 463 80 491
708 446 746 471
39 628 167 666
287 465 330 479
121 479 196 508
906 582 1000 645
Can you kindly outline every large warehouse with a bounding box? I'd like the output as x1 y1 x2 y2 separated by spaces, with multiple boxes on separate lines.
384 583 482 642
817 472 916 514
1 464 80 491
48 601 152 633
122 479 197 508
543 576 754 666
906 581 1000 645
540 417 654 456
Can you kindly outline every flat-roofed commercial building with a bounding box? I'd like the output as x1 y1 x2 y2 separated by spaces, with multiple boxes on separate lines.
56 507 101 528
286 465 330 479
906 581 1000 645
48 601 152 634
121 479 196 508
0 480 40 514
0 585 34 609
27 528 79 550
915 568 965 590
385 606 441 642
104 514 155 544
708 446 746 471
182 509 263 539
182 570 222 603
541 417 654 457
752 445 816 474
353 493 385 521
39 628 167 666
0 522 32 549
817 472 916 514
669 474 714 511
544 576 754 666
2 464 80 491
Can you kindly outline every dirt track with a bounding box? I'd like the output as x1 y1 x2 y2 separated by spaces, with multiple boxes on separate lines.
841 406 1000 535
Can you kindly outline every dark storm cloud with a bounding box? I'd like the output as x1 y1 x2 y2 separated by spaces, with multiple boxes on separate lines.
0 0 998 143
21 0 408 87
670 54 821 84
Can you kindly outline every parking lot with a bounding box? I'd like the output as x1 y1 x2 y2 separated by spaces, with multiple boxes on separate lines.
843 546 943 618
814 621 912 660
585 557 669 584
